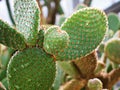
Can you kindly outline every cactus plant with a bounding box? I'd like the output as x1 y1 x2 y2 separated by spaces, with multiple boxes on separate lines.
105 38 120 64
7 48 56 90
108 13 120 33
3 0 120 90
43 26 69 55
56 8 108 61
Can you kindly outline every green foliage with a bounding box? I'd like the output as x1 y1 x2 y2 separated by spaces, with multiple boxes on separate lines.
44 26 69 55
7 48 56 90
105 38 120 64
14 0 40 46
108 13 120 33
0 19 26 50
0 0 112 89
56 8 108 61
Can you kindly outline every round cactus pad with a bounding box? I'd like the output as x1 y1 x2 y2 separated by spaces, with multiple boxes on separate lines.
56 8 108 61
108 13 120 32
105 38 120 64
7 48 56 90
44 26 69 55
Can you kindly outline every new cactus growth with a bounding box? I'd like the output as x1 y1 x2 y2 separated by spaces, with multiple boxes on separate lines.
87 78 103 90
44 26 69 55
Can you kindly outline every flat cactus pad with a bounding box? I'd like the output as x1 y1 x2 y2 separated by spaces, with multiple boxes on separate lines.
7 48 56 90
56 8 108 61
105 38 120 64
14 0 40 45
108 13 120 32
0 19 26 50
44 26 69 55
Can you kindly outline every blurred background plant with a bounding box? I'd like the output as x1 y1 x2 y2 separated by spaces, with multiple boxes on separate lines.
0 0 120 90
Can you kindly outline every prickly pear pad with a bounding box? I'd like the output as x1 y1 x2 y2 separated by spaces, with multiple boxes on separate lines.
0 19 26 50
44 26 69 55
7 48 56 90
56 8 108 61
14 0 40 45
105 38 120 64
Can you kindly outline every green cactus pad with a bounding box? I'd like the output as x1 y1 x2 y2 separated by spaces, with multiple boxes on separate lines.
14 0 40 46
105 38 120 64
56 8 108 61
43 26 69 55
0 19 26 50
108 13 120 32
7 48 56 90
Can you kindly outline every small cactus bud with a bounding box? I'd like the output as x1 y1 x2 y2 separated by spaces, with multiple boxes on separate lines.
44 26 69 55
87 78 103 90
105 38 120 64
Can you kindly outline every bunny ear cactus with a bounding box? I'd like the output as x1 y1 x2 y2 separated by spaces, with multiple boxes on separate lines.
108 13 120 33
7 48 56 90
0 19 26 50
0 0 109 89
43 26 69 55
56 8 108 61
14 0 40 46
0 0 56 90
105 38 120 64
